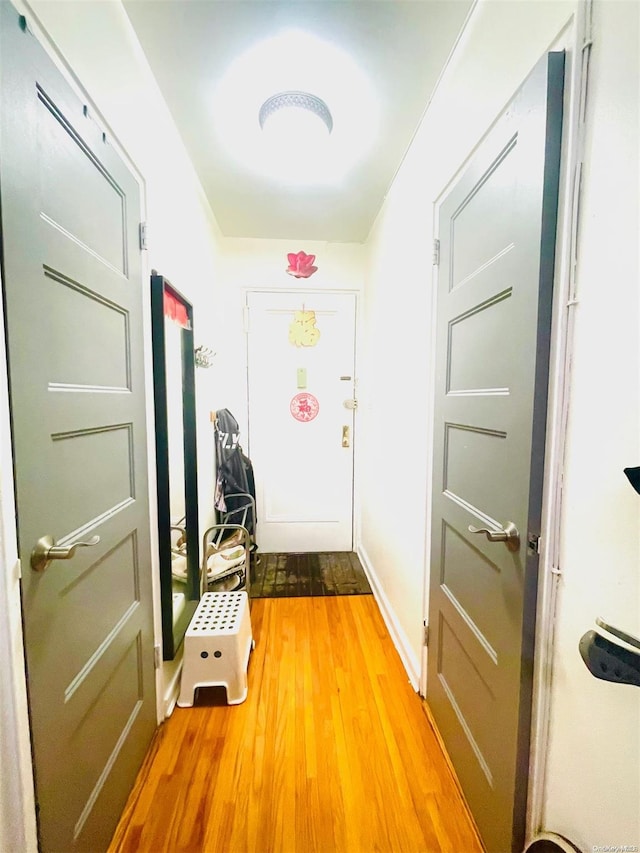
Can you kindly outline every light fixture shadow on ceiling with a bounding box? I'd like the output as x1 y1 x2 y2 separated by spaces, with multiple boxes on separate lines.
213 28 379 187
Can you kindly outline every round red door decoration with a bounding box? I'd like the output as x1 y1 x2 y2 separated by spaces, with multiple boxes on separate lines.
290 392 319 423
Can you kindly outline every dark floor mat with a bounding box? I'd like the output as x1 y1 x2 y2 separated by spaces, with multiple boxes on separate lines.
251 551 373 598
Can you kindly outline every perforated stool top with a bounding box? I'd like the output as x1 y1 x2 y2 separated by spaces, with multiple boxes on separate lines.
188 591 246 636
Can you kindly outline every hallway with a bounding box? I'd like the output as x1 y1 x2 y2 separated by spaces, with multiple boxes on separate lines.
109 595 482 853
1 3 638 852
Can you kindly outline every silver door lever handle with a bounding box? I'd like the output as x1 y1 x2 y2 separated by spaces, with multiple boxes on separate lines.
468 522 520 552
31 534 101 573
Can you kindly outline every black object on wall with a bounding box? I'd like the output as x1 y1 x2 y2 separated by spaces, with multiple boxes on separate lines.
523 833 582 853
579 628 640 687
578 469 640 687
623 466 640 494
151 272 199 660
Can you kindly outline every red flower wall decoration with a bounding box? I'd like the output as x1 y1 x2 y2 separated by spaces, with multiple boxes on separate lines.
286 251 318 279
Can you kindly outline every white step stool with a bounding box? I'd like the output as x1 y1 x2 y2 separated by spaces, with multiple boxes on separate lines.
177 591 253 707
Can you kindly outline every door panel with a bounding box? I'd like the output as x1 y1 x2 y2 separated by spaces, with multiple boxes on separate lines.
247 291 356 552
450 137 518 289
0 8 156 851
46 273 131 388
427 53 564 853
38 87 127 273
447 291 514 391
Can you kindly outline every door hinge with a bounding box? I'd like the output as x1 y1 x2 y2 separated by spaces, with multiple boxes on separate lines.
432 239 440 266
83 105 108 145
423 623 430 647
139 222 149 251
19 15 35 35
154 643 162 670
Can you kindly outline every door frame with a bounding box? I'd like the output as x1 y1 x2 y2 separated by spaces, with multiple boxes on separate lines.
243 286 361 550
0 6 164 848
419 8 590 845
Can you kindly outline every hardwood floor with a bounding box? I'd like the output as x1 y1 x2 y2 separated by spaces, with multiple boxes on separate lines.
109 596 482 853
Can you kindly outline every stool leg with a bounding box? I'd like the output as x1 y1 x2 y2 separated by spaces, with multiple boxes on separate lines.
225 633 252 704
177 678 195 708
225 669 248 705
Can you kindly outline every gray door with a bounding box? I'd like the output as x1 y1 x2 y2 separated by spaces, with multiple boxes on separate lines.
427 53 564 853
0 8 156 851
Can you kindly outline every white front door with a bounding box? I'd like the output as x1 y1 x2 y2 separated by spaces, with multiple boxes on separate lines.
246 291 356 552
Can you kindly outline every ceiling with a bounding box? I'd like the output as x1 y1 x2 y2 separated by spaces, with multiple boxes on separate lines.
122 0 474 243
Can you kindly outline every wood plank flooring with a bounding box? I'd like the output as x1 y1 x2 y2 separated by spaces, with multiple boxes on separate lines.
109 596 482 853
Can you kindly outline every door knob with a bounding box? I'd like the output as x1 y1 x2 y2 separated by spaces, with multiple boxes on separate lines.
468 521 520 552
30 534 101 573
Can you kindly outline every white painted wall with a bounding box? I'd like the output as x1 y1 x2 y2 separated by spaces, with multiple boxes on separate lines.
213 237 365 439
0 276 38 853
542 1 640 848
360 0 639 847
0 2 224 849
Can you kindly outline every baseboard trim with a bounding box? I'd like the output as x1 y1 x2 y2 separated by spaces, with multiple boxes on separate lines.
357 543 420 691
162 652 183 719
